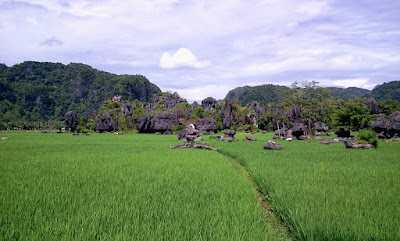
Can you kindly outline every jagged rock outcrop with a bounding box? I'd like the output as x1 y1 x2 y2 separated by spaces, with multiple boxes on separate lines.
178 124 201 141
163 95 186 110
184 108 193 117
292 122 307 138
64 111 79 132
291 105 302 122
121 102 133 116
195 117 217 134
95 113 113 132
313 123 330 135
150 112 178 134
201 97 216 111
136 114 151 133
248 102 267 116
263 140 284 150
170 134 217 151
364 98 380 114
223 100 232 129
370 112 400 138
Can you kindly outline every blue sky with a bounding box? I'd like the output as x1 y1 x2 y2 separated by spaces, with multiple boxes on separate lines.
1 0 399 102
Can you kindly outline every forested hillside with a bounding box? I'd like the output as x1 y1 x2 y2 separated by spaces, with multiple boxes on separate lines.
0 61 160 127
327 87 370 100
225 84 290 106
368 80 400 102
225 81 399 105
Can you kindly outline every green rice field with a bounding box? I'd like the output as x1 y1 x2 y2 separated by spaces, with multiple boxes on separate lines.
1 131 399 240
209 132 400 240
0 132 287 240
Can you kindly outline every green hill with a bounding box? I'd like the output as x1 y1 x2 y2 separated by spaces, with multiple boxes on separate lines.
368 80 400 102
0 61 161 126
327 87 370 100
225 84 290 105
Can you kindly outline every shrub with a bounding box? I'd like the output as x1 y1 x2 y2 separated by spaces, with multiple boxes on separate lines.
171 125 184 133
192 107 204 119
358 129 379 147
204 111 212 118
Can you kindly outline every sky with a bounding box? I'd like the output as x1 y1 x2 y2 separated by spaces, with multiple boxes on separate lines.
1 0 399 102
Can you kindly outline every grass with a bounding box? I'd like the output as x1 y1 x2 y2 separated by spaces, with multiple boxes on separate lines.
0 131 287 240
2 131 398 240
209 132 400 240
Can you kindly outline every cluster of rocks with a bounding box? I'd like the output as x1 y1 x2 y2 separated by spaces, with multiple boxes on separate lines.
213 130 238 142
177 124 202 141
370 112 400 139
344 140 374 149
92 94 225 134
170 124 217 151
272 122 328 141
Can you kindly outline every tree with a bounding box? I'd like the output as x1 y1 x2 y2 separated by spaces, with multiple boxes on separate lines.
289 81 332 134
335 100 371 130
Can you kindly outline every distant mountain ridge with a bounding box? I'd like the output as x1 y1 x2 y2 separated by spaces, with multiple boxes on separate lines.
225 81 399 105
368 80 400 102
225 84 290 106
0 61 161 123
326 87 370 100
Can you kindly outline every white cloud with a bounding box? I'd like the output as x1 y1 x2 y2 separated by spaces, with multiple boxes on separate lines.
320 78 375 90
167 84 234 102
159 48 210 69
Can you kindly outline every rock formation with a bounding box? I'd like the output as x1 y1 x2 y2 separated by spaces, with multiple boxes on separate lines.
170 125 217 151
195 117 217 134
243 135 256 142
95 113 113 132
64 111 79 132
150 112 177 134
223 100 232 129
335 128 351 137
263 140 284 150
344 140 374 149
201 97 216 111
370 112 400 138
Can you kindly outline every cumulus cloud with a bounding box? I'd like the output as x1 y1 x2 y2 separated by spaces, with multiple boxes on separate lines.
159 48 210 69
329 78 375 90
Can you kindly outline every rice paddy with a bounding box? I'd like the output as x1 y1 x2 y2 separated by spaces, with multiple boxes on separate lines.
1 131 399 240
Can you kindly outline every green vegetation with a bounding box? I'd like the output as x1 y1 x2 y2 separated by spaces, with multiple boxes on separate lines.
1 131 399 240
225 81 400 106
358 129 379 147
225 84 290 106
369 80 400 102
0 61 160 127
335 100 373 130
327 87 370 100
0 132 286 240
209 133 400 240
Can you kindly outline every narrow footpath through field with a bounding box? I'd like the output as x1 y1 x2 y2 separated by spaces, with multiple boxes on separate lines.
219 150 292 240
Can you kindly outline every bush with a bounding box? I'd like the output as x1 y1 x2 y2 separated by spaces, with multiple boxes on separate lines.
192 107 204 119
171 125 184 133
358 129 379 147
